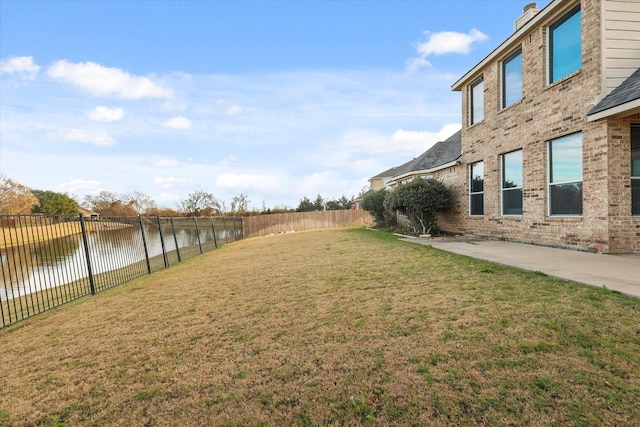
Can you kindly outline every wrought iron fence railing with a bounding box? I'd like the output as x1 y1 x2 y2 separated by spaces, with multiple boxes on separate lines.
0 214 243 328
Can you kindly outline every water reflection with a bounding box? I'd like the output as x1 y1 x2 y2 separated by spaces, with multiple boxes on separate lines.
1 222 239 301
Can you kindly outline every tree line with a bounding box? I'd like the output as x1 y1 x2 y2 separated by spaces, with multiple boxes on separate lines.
0 174 358 217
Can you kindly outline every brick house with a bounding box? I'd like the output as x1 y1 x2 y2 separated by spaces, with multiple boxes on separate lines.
372 0 640 253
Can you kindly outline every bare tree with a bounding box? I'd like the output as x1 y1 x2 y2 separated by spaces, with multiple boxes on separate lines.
231 193 250 214
123 191 157 215
180 190 221 216
0 174 39 214
83 191 137 216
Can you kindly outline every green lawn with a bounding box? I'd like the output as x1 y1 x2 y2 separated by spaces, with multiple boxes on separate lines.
1 228 638 426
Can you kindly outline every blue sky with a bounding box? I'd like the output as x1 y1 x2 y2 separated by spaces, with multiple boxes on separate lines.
0 0 551 210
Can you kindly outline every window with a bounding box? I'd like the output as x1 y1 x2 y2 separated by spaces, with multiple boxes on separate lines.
549 6 581 84
470 78 484 125
502 49 523 108
469 161 484 215
502 150 523 215
632 125 640 215
548 133 582 215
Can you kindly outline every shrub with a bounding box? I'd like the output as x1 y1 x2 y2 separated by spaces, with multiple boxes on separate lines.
383 178 451 235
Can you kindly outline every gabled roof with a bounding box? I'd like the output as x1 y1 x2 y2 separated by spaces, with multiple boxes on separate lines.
587 68 640 121
370 165 402 180
391 130 461 181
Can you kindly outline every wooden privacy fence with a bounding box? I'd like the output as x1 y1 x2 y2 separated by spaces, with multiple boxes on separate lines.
243 209 374 238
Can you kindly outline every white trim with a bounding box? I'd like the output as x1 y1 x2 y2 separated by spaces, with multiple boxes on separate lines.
452 0 580 91
587 99 640 122
389 160 459 184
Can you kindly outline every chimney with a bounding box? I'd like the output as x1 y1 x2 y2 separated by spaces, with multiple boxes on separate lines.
515 2 540 31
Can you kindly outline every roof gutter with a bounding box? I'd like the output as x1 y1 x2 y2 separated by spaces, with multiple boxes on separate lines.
390 159 460 183
587 99 640 122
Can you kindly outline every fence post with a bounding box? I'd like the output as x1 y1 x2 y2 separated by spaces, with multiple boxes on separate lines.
194 217 203 254
170 217 181 262
222 217 228 244
78 213 96 295
138 216 152 274
210 217 218 248
157 216 169 268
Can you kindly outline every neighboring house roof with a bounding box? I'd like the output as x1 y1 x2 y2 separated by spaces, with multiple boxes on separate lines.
587 68 640 121
391 130 462 181
78 207 100 217
370 165 402 180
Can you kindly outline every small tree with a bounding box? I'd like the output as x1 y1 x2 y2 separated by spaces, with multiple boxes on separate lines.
384 178 451 235
325 195 354 211
296 196 315 212
31 190 79 215
361 189 389 226
313 194 325 211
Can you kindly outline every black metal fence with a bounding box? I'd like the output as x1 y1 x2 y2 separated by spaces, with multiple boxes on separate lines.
0 214 243 328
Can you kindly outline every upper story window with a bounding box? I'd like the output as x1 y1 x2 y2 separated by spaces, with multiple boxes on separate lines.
548 132 583 216
502 49 523 108
502 150 523 215
632 125 640 215
469 161 484 216
549 6 581 84
469 78 484 125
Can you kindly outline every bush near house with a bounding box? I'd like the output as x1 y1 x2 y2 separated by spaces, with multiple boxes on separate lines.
363 179 452 235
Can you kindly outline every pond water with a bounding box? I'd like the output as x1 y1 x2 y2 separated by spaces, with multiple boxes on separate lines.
0 223 235 301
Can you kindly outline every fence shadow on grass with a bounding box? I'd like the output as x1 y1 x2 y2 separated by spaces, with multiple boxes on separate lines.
0 214 243 328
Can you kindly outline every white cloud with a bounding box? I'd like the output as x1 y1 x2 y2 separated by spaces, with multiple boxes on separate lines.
153 158 180 167
216 100 243 116
0 56 40 79
407 29 488 72
86 106 124 122
161 116 191 129
225 104 243 116
47 60 174 99
216 173 284 191
55 179 102 194
391 123 461 152
160 100 187 112
153 176 193 188
156 192 182 204
63 129 116 146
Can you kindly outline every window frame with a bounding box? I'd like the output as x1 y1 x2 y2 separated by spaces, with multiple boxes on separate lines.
632 125 640 216
548 5 582 85
547 132 583 216
469 77 484 125
501 149 523 216
501 48 523 109
469 161 484 216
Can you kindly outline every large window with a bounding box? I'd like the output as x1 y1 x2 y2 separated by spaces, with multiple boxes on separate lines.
502 49 523 108
632 125 640 215
470 78 484 125
549 6 581 84
469 161 484 215
502 150 523 215
548 133 582 215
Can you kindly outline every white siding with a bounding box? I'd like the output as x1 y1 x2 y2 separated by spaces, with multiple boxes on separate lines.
602 0 640 95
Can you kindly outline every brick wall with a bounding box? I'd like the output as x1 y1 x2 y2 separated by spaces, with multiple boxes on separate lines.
437 0 639 253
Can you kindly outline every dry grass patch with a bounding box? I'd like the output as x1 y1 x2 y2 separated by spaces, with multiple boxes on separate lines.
0 229 639 426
